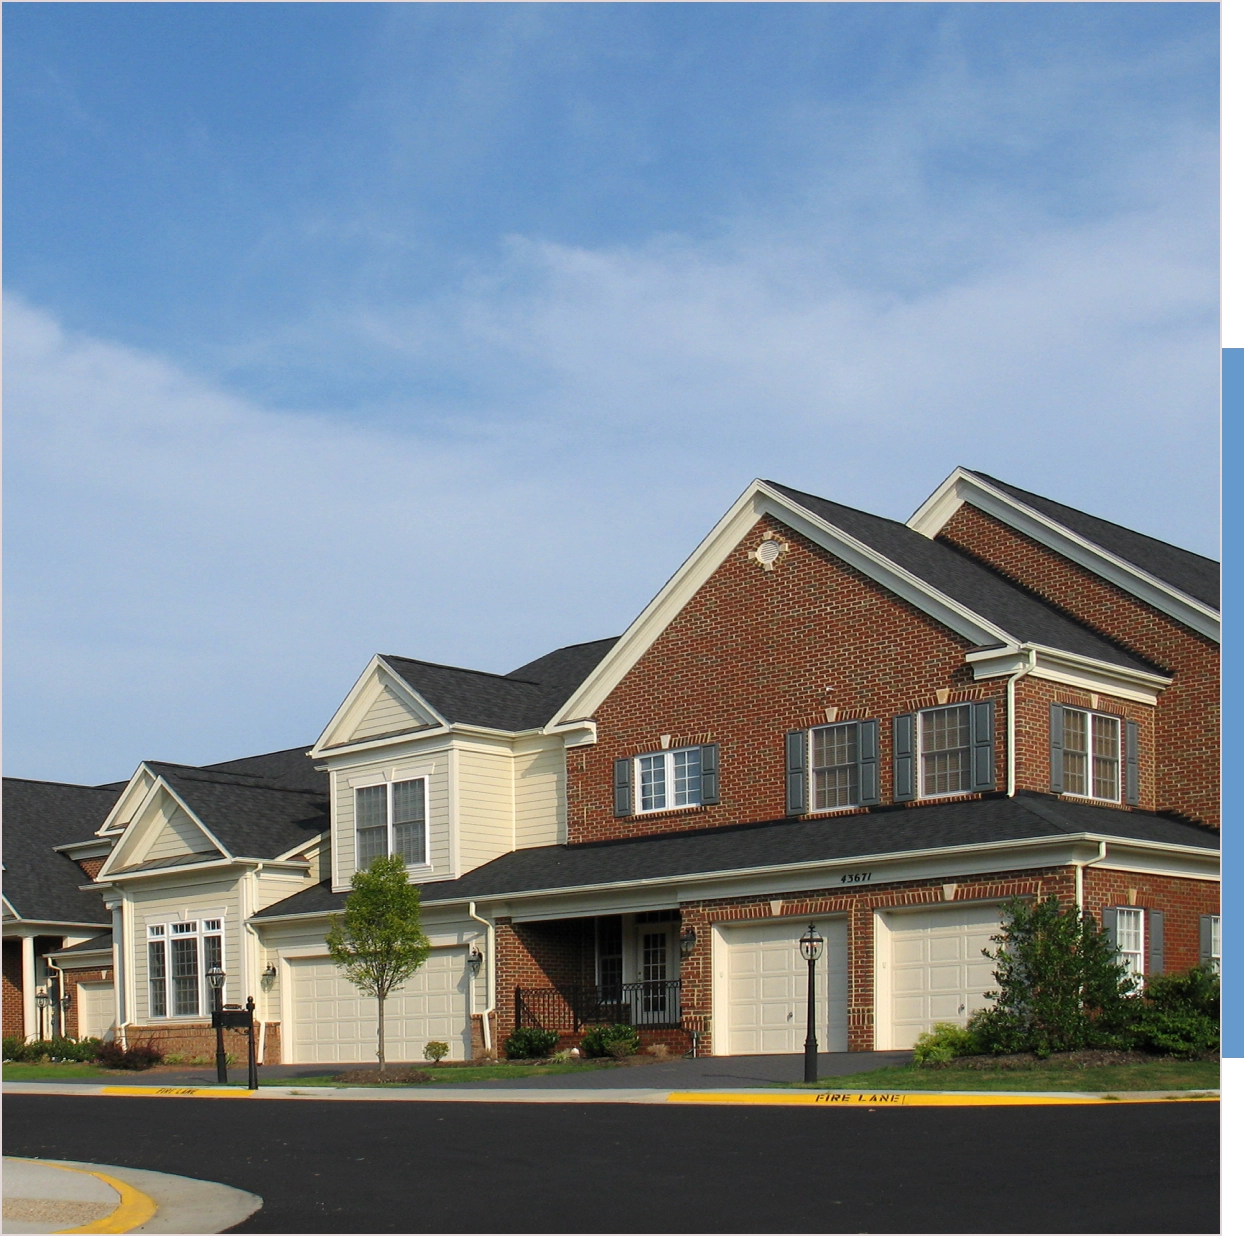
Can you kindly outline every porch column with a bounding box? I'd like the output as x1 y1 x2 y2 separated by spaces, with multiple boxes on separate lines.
21 935 37 1042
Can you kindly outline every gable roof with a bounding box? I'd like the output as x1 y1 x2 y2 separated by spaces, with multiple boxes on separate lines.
254 793 1216 921
2 779 119 923
378 637 620 733
967 472 1219 609
765 482 1158 674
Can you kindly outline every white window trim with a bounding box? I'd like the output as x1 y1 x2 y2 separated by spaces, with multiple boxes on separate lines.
916 704 974 801
808 723 861 814
634 748 702 815
1208 915 1221 974
1061 708 1122 804
146 918 224 1020
1115 907 1145 984
354 774 432 870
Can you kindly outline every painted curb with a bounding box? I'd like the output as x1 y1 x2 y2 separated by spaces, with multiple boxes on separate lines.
664 1089 1221 1107
6 1158 158 1234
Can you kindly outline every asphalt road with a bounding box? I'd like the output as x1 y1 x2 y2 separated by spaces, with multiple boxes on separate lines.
4 1095 1218 1234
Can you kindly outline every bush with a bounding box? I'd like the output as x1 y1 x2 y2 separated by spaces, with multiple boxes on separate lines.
1134 964 1220 1058
423 1040 450 1064
2 1036 101 1063
504 1027 559 1059
913 1023 980 1065
580 1023 639 1059
968 896 1136 1056
95 1039 163 1070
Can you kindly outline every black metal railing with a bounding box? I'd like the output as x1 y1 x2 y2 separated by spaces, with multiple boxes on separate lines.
515 980 682 1031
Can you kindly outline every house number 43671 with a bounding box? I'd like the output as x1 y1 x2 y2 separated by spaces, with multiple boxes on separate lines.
839 871 873 884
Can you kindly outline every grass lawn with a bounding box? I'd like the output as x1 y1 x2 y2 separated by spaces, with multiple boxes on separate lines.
262 1060 620 1086
794 1059 1219 1092
4 1062 117 1082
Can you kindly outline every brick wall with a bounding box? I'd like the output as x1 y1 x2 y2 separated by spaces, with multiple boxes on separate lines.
76 856 107 881
495 917 596 1042
124 1022 256 1064
58 967 112 1039
568 516 1010 845
938 504 1218 826
3 941 23 1037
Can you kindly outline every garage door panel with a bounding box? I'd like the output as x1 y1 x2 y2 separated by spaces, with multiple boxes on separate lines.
885 905 1002 1049
288 951 470 1064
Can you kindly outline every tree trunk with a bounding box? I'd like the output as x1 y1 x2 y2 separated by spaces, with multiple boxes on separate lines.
377 993 386 1074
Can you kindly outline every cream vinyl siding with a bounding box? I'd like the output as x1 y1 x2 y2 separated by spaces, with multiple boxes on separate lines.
130 877 244 1020
141 804 217 864
351 685 425 741
255 868 319 913
456 743 514 869
514 739 565 848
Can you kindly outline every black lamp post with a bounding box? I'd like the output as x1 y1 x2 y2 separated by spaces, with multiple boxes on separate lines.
35 988 52 1041
207 964 228 1083
799 923 824 1084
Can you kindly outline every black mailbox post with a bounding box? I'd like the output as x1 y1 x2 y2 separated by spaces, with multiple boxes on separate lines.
211 996 259 1090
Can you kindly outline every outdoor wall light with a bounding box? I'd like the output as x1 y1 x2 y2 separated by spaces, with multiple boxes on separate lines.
679 927 697 958
262 964 278 980
467 947 484 977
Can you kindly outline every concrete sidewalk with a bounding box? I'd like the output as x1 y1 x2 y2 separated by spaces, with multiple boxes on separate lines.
2 1158 261 1234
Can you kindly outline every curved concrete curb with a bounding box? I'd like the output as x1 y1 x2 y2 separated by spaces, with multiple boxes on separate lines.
2 1159 261 1234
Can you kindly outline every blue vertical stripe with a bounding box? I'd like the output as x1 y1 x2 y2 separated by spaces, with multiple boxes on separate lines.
1224 348 1239 1057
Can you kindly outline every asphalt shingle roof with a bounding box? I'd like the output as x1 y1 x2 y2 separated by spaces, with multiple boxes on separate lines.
1 780 120 924
766 481 1160 673
968 472 1220 609
380 637 619 732
254 793 1216 920
48 932 113 958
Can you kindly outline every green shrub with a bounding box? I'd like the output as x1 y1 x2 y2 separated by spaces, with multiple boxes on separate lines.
968 896 1136 1056
580 1023 639 1059
504 1027 559 1059
423 1040 450 1064
913 1022 980 1065
2 1037 102 1063
1134 964 1220 1058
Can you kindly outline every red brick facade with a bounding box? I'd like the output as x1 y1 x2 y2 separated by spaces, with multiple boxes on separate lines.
2 941 23 1037
937 503 1218 827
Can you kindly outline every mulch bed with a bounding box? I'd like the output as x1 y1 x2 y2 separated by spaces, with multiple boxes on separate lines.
925 1050 1211 1070
332 1068 433 1084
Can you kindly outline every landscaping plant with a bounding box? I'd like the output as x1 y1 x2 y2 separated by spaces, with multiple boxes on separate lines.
1135 963 1219 1058
3 1036 101 1063
95 1039 164 1070
913 1022 980 1065
504 1026 559 1058
968 895 1135 1056
423 1040 450 1064
326 853 431 1075
580 1023 640 1058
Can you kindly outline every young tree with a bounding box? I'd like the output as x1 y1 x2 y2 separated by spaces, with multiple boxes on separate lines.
326 854 430 1074
970 895 1135 1056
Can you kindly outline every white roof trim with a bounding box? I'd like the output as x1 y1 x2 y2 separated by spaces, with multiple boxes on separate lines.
97 778 232 880
311 656 446 758
907 468 1219 642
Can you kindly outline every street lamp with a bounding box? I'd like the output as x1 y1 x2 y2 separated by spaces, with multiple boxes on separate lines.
799 923 824 1084
207 964 228 1083
35 988 52 1041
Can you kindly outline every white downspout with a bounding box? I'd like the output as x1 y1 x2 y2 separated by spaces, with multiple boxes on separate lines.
467 901 495 1055
1006 648 1039 797
1074 841 1108 911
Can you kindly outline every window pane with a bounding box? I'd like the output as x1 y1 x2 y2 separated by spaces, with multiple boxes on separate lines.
812 724 858 809
1092 716 1120 800
639 754 666 811
355 785 387 830
1062 709 1088 795
171 937 199 1017
356 825 387 867
148 941 167 1018
671 748 701 807
393 819 426 865
391 779 425 825
203 933 222 976
1210 916 1221 973
1116 908 1144 984
921 706 972 795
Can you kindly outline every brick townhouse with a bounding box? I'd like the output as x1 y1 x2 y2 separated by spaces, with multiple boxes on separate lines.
3 469 1219 1060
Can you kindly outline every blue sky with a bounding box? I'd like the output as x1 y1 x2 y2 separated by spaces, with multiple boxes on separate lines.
4 3 1219 784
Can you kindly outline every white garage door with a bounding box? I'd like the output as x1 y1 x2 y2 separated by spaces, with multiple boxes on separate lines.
885 904 1002 1049
722 919 847 1055
289 949 470 1064
77 981 115 1040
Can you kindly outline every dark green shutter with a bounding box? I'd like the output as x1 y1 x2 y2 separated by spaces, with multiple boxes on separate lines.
700 744 720 805
1200 916 1217 965
785 730 807 816
1124 720 1140 805
1101 905 1118 947
858 719 880 806
1049 705 1065 794
1148 910 1164 975
613 758 633 817
893 714 915 802
971 700 996 791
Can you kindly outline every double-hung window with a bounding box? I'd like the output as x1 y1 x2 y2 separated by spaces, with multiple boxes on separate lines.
811 723 859 810
638 748 700 812
920 705 973 797
147 918 224 1018
1202 915 1221 974
355 778 428 869
1061 709 1120 801
1114 908 1144 982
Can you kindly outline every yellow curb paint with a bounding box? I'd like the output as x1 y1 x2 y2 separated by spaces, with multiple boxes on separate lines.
665 1091 1220 1107
101 1086 257 1099
9 1159 158 1234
